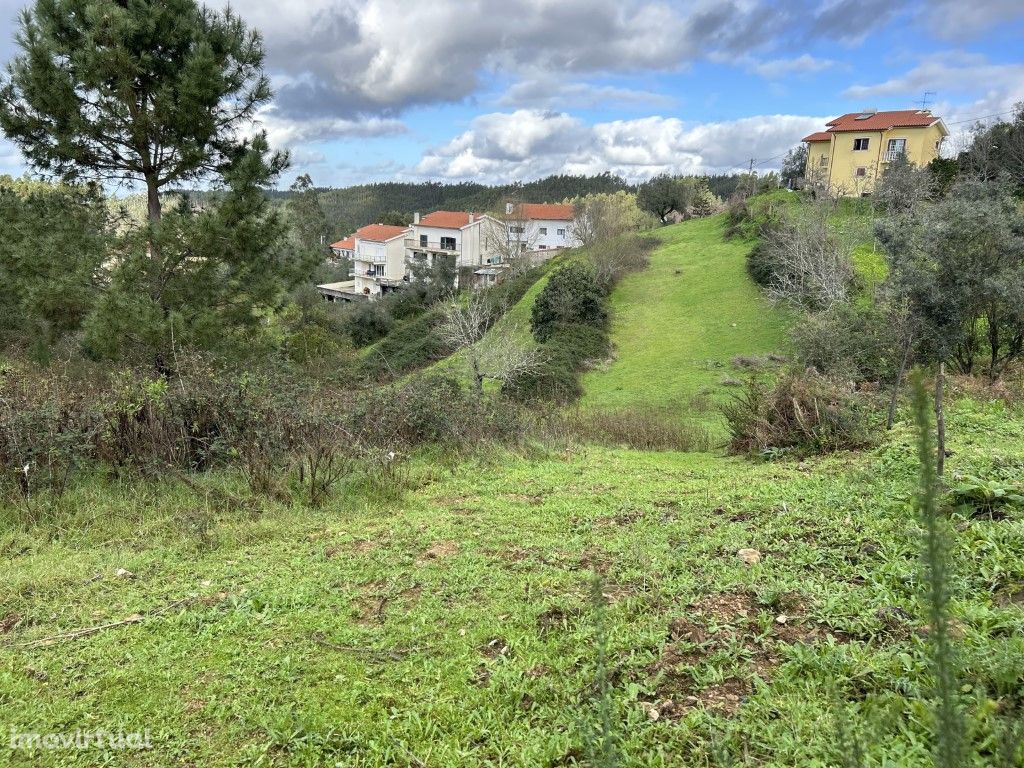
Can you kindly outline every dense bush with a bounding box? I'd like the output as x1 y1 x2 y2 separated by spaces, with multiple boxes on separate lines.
340 301 395 347
792 302 905 383
505 323 610 404
360 308 454 381
531 262 608 343
720 371 876 456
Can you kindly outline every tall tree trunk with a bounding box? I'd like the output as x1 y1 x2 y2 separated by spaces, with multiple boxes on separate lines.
146 174 162 225
887 330 914 430
935 362 946 478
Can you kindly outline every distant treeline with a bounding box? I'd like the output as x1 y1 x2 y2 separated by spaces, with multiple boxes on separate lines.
170 172 747 241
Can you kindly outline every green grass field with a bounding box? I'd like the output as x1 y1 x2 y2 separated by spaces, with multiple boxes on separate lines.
580 216 789 431
2 399 1023 766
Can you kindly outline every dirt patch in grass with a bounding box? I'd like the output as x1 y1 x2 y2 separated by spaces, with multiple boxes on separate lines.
480 637 510 659
996 587 1024 608
646 590 843 719
416 540 460 565
1 613 23 633
537 605 581 636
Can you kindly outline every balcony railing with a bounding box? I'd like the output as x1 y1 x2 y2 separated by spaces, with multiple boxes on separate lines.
405 238 460 253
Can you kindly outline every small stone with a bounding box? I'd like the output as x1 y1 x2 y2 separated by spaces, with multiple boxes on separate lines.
775 614 789 625
115 568 135 579
646 704 660 722
737 548 762 566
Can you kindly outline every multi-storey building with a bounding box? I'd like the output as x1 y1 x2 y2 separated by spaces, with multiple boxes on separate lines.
803 109 948 196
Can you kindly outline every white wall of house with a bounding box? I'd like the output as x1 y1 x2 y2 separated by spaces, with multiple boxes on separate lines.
522 218 578 251
407 216 506 270
353 235 407 296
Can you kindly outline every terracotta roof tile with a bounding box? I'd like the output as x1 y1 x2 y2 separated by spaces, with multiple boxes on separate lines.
802 131 833 142
823 110 945 133
515 203 575 221
330 236 355 250
418 211 483 229
354 224 409 242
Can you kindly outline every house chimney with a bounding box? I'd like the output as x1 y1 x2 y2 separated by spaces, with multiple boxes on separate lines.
468 212 474 225
413 212 420 224
505 202 514 216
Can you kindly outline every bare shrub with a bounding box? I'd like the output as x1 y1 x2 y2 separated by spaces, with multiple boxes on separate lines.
294 417 357 509
437 293 541 399
760 215 854 310
589 234 656 291
720 371 876 456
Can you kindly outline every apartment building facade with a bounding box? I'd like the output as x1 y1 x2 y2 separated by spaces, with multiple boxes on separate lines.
351 224 409 296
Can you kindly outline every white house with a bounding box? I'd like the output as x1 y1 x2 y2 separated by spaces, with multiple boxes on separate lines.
406 211 506 272
508 203 580 252
352 224 410 297
329 235 355 261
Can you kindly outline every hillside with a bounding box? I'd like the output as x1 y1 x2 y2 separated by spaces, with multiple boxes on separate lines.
3 399 1023 766
580 216 789 433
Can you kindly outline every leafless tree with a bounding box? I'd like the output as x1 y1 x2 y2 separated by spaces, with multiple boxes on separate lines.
569 191 655 248
438 293 541 398
764 208 854 310
484 203 538 272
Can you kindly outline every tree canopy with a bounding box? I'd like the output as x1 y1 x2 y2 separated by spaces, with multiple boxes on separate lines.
0 0 274 222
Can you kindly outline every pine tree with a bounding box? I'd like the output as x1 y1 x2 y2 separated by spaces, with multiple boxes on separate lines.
1 0 274 224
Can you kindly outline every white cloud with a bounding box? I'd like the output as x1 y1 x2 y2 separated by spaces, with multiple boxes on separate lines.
208 0 794 120
496 79 674 110
844 52 1024 101
749 54 837 79
923 0 1024 40
255 107 407 150
416 110 826 183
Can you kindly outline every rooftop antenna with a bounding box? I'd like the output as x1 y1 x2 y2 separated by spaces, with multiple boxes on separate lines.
916 91 935 110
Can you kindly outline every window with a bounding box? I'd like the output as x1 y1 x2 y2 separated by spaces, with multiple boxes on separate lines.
819 155 828 167
557 228 566 237
440 236 456 250
855 167 867 177
885 138 907 161
510 226 525 234
539 245 547 250
539 227 548 235
419 234 427 247
853 138 869 151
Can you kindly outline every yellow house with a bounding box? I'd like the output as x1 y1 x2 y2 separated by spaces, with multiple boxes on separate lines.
803 110 949 196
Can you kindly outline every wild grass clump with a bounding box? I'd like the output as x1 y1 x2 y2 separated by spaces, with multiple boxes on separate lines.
567 407 713 452
720 370 876 456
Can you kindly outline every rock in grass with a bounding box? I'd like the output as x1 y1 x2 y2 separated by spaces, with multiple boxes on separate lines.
737 548 762 566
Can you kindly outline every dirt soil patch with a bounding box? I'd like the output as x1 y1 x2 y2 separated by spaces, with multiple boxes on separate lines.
416 540 460 565
646 590 842 719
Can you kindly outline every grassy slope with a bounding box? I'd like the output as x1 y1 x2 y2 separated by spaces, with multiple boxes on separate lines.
579 216 789 429
2 400 1023 766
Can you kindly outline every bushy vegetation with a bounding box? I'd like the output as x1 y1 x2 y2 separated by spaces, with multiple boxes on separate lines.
720 371 877 457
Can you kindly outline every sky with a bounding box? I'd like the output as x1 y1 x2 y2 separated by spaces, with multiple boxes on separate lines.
0 0 1023 189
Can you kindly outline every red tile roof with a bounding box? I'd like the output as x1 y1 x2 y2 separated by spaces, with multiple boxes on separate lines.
354 224 409 242
418 211 483 229
516 203 575 221
824 110 945 133
802 131 833 143
330 236 355 251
